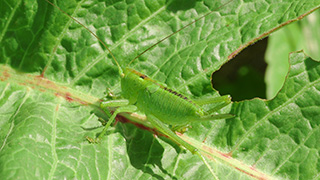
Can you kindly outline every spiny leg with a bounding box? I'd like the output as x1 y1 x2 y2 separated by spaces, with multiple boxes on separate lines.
194 95 232 114
193 95 231 105
147 114 197 153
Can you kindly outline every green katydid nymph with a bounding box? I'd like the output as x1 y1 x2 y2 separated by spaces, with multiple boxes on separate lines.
46 0 234 175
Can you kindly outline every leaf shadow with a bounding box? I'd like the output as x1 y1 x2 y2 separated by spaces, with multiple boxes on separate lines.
116 122 181 180
167 0 198 12
87 106 188 179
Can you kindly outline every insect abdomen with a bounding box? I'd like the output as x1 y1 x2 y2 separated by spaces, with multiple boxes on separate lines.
140 86 201 126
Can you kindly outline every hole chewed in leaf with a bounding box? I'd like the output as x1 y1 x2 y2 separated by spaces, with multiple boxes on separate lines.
212 38 268 101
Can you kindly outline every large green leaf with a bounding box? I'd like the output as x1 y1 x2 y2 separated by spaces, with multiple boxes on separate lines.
0 0 319 179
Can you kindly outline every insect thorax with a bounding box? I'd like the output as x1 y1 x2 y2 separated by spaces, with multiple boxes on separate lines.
121 68 152 104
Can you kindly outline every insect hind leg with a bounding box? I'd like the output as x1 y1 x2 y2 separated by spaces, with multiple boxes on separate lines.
194 95 232 114
193 95 231 105
200 113 234 121
147 114 198 154
148 115 218 178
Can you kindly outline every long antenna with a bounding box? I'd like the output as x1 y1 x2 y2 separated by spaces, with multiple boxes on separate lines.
45 0 123 75
47 0 233 73
128 0 234 66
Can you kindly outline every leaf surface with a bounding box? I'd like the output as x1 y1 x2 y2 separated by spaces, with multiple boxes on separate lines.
0 0 320 179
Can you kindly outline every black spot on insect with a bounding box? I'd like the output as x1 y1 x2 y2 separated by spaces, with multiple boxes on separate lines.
162 86 194 103
140 74 147 79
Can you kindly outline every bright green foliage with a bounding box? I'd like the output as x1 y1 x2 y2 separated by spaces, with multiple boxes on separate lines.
0 0 320 179
265 10 320 99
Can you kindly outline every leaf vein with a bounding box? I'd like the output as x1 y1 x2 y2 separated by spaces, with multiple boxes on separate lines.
0 86 29 151
48 102 61 180
0 0 22 44
44 0 84 77
271 126 317 175
231 74 320 153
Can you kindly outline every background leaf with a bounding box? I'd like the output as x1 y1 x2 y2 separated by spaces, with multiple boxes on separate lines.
0 0 320 179
265 10 320 99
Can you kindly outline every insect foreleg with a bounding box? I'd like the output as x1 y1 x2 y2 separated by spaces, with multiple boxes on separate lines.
170 124 191 133
99 99 130 120
104 88 117 100
92 101 137 142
